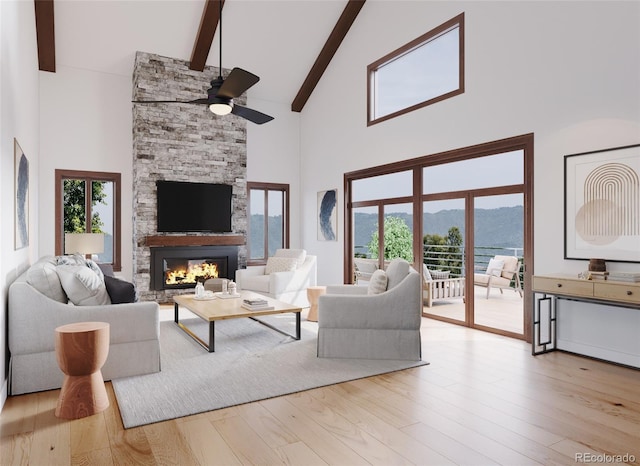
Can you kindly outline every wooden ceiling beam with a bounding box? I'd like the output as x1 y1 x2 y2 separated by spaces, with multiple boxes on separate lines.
34 0 56 72
291 0 365 113
190 0 224 72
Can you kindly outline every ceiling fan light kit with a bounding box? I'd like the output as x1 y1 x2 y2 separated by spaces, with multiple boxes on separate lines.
133 1 273 125
210 103 233 115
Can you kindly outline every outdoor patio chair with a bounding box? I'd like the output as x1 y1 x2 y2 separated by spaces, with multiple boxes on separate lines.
473 255 523 299
422 264 465 308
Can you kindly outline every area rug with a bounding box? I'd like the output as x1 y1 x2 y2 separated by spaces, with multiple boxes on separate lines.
112 315 428 428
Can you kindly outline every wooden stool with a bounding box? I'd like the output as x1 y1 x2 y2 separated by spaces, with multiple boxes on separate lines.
306 286 327 322
55 322 110 419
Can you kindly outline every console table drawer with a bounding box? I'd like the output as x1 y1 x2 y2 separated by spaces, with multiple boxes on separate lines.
533 276 593 297
594 282 640 305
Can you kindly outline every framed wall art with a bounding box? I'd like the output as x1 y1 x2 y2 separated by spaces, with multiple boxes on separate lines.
317 189 337 241
564 144 640 263
14 138 29 250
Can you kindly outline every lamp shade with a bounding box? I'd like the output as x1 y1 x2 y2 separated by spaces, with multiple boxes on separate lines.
64 233 105 255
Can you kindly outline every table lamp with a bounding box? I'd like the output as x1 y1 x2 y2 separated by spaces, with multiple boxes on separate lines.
64 233 105 260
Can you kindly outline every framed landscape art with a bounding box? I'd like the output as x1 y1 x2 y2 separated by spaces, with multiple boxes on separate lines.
564 144 640 263
14 138 29 250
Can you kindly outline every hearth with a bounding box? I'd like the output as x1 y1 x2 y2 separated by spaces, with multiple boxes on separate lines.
150 245 239 291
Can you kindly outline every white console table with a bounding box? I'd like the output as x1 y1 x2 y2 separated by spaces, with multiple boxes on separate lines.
532 274 640 366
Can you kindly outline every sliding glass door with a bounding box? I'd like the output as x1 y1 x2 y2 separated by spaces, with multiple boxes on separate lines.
345 135 533 341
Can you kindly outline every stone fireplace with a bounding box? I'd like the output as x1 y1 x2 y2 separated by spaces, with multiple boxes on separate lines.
132 52 248 303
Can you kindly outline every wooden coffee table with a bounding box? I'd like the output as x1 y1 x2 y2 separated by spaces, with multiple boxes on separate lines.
173 291 302 352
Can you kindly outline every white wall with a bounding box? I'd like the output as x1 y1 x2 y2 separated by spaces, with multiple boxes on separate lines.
39 66 134 278
247 98 302 246
298 1 640 285
0 0 40 407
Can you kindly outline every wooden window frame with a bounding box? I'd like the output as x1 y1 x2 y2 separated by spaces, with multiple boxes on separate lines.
55 169 122 272
247 182 290 265
367 13 465 126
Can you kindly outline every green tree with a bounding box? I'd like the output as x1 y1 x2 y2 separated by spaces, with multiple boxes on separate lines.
63 180 106 233
423 226 463 275
367 216 413 262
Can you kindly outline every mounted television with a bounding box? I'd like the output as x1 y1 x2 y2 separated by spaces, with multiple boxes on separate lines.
156 181 232 233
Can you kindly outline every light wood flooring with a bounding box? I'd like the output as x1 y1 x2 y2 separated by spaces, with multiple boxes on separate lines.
2 317 639 465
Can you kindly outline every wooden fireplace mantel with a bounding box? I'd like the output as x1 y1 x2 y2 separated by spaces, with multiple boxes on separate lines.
144 235 245 247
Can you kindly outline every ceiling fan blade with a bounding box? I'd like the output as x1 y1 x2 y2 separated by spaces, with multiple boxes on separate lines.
231 104 274 125
217 68 260 98
133 98 210 104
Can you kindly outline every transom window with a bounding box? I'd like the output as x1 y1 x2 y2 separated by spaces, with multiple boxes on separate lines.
368 13 465 125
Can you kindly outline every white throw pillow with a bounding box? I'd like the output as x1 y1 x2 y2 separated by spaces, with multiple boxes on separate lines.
422 264 432 282
265 256 298 275
56 265 111 306
274 249 307 267
486 258 505 277
367 269 388 295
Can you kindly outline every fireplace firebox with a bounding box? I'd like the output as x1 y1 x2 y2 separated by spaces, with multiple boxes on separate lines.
150 245 238 291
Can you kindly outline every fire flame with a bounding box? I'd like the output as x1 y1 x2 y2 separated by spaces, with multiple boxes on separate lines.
165 262 219 285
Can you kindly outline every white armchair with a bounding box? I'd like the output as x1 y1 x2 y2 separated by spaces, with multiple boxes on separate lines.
317 258 422 360
235 249 317 308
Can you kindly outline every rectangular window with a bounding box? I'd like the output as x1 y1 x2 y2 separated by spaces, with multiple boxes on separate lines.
368 13 464 125
247 182 289 264
55 170 121 271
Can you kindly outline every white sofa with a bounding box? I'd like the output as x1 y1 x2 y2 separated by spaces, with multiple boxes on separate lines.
235 249 317 308
317 258 422 360
8 256 161 395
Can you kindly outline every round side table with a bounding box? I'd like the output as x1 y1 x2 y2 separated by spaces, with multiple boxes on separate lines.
55 321 110 420
306 286 327 322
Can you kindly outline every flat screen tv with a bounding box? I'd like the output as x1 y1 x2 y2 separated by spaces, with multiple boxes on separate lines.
156 181 232 233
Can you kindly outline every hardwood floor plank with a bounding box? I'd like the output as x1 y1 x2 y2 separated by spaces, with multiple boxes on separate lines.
333 381 422 429
212 414 285 465
177 417 241 465
276 440 328 465
401 421 499 466
102 383 155 465
29 390 70 466
318 384 456 465
0 432 32 466
70 410 110 455
375 371 576 465
285 390 414 465
260 396 370 465
143 418 197 464
235 401 300 448
71 447 113 466
398 369 565 447
357 375 542 466
0 393 38 437
444 379 640 461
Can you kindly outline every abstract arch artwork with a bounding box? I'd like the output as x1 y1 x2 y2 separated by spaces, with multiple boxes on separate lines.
317 189 337 241
565 144 640 262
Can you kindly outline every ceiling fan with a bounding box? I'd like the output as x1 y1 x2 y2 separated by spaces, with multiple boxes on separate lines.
133 2 273 125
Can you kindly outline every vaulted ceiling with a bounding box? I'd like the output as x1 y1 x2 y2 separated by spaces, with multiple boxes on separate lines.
34 0 366 112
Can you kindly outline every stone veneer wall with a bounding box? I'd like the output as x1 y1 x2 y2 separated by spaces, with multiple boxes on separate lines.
132 51 247 303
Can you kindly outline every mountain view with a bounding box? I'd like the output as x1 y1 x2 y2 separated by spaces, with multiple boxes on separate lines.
250 206 523 258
